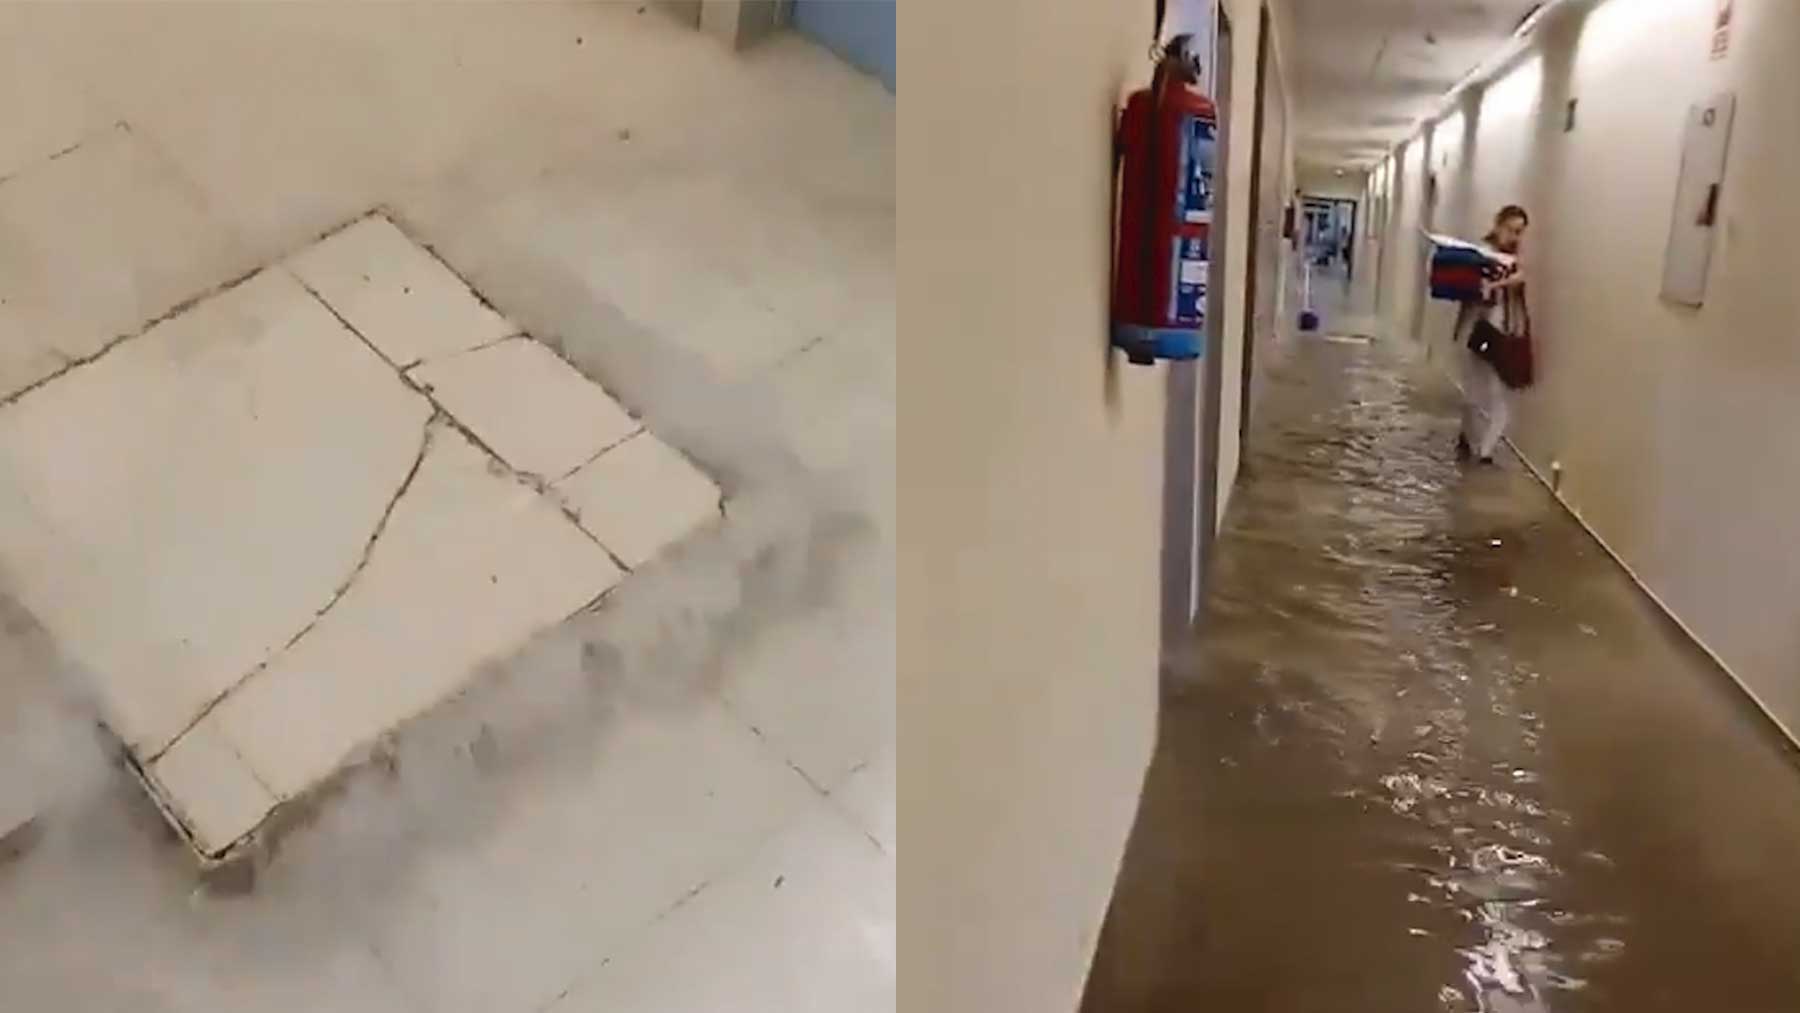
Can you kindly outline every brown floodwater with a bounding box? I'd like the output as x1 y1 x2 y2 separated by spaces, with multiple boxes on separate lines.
1081 330 1800 1012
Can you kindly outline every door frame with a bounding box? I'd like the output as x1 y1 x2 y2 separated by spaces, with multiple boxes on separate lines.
1159 3 1232 639
1196 5 1231 580
1238 2 1271 448
1410 167 1439 343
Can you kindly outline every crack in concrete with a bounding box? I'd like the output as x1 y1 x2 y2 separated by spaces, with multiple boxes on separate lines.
381 208 658 436
548 493 633 576
277 416 435 653
382 205 512 319
399 331 529 374
147 414 436 764
0 263 265 410
379 209 723 573
547 426 646 485
0 120 125 190
0 331 141 410
536 874 719 1012
771 333 829 371
285 246 638 576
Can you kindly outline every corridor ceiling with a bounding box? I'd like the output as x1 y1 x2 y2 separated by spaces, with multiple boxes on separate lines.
1285 0 1548 172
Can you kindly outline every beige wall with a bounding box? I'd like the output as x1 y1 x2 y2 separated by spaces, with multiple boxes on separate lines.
902 0 1293 1010
1370 0 1800 740
903 2 1165 1010
1376 127 1430 351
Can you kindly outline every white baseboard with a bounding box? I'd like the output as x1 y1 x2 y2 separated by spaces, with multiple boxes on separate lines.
1430 352 1799 752
1502 435 1800 753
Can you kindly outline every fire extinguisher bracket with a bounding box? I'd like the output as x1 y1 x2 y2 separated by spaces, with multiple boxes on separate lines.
1112 324 1204 364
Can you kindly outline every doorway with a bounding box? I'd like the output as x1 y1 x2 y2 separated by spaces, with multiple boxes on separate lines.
1301 195 1357 282
1238 1 1276 449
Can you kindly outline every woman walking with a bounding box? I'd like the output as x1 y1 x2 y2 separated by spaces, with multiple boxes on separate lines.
1453 205 1530 465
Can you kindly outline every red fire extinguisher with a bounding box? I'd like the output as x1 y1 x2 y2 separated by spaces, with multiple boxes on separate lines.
1112 34 1215 366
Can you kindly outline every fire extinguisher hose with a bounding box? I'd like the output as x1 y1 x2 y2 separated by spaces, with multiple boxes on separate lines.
1137 59 1166 347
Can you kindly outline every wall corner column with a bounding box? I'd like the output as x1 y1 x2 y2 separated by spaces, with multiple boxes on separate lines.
681 0 791 51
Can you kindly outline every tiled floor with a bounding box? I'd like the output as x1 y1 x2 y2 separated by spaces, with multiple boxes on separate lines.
0 3 892 1010
286 214 518 368
0 123 257 397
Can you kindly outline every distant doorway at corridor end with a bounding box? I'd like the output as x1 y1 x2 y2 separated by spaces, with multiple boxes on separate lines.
1301 194 1358 282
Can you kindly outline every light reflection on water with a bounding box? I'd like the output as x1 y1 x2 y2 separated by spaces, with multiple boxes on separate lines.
1216 341 1617 1010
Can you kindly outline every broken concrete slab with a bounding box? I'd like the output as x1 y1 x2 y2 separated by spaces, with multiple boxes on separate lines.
144 716 277 858
410 337 641 481
0 268 430 755
286 214 514 367
555 432 721 569
196 422 620 811
0 212 716 859
0 122 254 400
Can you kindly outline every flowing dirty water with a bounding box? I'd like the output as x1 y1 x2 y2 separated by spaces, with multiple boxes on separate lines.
1082 332 1800 1011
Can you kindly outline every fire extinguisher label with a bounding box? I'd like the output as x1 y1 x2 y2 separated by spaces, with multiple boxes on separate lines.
1176 115 1215 225
1172 236 1207 327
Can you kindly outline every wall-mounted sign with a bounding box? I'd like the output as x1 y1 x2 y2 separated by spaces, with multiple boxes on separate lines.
1712 0 1732 60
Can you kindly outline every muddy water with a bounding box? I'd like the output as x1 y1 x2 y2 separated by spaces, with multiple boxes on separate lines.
1081 334 1800 1011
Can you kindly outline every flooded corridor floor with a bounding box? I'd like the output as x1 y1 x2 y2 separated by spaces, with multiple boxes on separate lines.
1081 333 1800 1011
